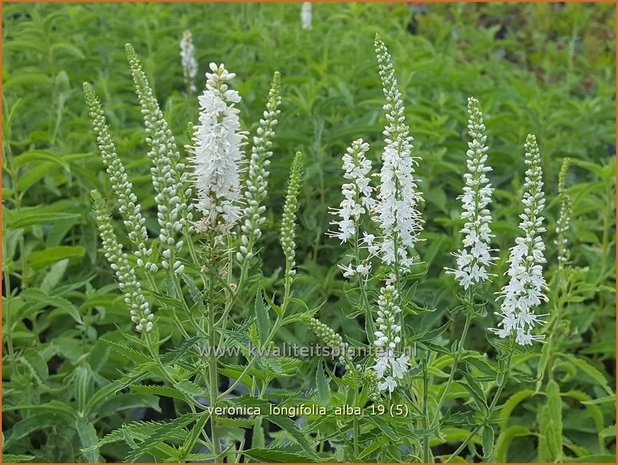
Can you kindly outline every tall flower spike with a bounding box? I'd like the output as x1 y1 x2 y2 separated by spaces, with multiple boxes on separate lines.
189 62 246 240
180 30 198 94
83 83 156 273
237 71 282 262
329 138 376 279
92 191 153 333
280 152 304 286
301 2 312 30
126 44 191 274
492 134 548 346
446 97 496 289
371 284 409 394
330 138 374 244
373 35 423 277
555 158 571 269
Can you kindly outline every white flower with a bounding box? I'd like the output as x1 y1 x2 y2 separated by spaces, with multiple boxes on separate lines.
371 284 409 393
372 36 423 275
492 134 548 345
180 30 198 93
446 97 496 289
330 138 374 243
189 63 247 238
301 2 312 30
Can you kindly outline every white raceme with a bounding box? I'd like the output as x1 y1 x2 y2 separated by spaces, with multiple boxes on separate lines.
189 62 247 238
493 134 547 345
180 30 198 93
371 284 409 393
373 35 423 277
446 97 496 289
301 2 312 30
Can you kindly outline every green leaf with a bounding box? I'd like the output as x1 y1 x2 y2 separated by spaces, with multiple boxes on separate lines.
20 349 49 383
22 288 83 324
563 455 617 463
494 426 530 462
559 353 612 394
242 447 317 463
463 371 486 411
29 245 85 269
547 380 563 460
124 414 198 462
131 384 187 402
9 212 81 229
76 418 101 463
0 454 35 462
268 416 318 459
481 425 495 459
254 290 271 345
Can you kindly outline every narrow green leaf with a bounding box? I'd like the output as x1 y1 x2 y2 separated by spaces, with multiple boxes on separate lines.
254 290 271 345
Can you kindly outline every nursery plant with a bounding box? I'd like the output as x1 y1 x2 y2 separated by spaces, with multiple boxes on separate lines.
2 2 615 464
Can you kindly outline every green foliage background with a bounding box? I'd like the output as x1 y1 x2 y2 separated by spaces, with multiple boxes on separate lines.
2 2 616 463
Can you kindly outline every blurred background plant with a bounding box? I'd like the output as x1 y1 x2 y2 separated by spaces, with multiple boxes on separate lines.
2 2 615 462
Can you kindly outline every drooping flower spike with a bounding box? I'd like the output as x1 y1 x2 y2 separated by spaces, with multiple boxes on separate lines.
446 97 496 289
83 83 155 273
492 134 548 346
373 35 423 277
189 62 247 239
92 191 153 333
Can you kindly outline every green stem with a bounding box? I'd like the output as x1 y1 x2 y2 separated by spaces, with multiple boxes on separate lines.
445 337 515 463
422 360 430 463
432 312 473 427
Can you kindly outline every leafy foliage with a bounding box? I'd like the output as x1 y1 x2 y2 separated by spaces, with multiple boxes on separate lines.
2 2 615 463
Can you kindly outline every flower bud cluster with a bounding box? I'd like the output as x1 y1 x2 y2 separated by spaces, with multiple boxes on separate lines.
126 44 191 274
280 152 304 283
83 83 155 273
92 191 153 333
237 72 282 262
493 134 547 345
371 284 409 393
555 157 572 268
301 314 348 365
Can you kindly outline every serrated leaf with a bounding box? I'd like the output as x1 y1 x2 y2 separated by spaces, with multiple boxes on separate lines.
463 371 486 411
29 245 85 269
242 447 317 463
22 288 83 324
268 416 318 459
315 362 330 406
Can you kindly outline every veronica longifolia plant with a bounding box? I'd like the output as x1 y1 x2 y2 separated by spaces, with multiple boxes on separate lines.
85 38 561 464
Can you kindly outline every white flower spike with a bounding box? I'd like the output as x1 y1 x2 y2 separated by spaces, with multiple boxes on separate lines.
189 62 247 239
180 30 198 94
446 97 496 289
492 134 548 346
373 35 423 277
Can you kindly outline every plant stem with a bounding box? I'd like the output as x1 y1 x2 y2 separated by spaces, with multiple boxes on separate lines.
445 336 515 463
422 359 430 463
432 311 473 427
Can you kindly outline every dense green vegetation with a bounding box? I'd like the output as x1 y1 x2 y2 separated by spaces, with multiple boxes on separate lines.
2 2 615 463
